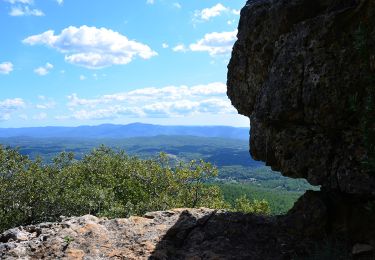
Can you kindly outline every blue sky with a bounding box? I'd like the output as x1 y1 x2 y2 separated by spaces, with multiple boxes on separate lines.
0 0 248 127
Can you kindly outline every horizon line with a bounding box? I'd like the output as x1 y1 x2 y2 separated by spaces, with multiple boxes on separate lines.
0 122 250 129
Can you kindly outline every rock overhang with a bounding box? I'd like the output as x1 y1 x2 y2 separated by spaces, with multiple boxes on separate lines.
227 0 375 195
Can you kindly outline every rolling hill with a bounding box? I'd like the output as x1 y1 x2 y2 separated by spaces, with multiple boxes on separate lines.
0 123 249 140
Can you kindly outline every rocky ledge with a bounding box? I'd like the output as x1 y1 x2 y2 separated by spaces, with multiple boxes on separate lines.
0 208 311 260
1 206 374 259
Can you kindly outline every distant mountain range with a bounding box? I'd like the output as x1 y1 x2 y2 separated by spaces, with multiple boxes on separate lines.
0 123 249 140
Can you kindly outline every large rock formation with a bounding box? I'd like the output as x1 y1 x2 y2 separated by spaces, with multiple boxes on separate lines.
228 0 375 195
227 0 375 249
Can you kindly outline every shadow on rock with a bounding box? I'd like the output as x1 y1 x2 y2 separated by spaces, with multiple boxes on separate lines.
149 208 309 259
150 191 375 260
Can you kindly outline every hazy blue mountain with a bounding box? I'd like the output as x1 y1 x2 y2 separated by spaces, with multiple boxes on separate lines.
0 135 259 166
0 123 249 140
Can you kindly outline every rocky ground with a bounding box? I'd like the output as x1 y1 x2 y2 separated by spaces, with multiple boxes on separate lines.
1 206 374 259
0 208 313 260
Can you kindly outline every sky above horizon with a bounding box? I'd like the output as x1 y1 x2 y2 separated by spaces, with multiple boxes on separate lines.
0 0 249 127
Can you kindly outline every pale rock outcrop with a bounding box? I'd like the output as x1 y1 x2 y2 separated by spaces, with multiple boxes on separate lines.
0 208 303 259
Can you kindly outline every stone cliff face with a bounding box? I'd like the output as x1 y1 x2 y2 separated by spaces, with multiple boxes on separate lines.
227 0 375 250
228 0 375 195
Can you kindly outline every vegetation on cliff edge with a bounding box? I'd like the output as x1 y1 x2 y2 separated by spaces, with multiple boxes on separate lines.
0 145 271 232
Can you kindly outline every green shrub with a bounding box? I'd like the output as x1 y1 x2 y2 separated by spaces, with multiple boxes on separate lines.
232 195 271 215
0 146 222 231
0 145 272 232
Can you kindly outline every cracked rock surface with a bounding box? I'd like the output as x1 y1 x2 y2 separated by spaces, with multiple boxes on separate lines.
0 208 302 260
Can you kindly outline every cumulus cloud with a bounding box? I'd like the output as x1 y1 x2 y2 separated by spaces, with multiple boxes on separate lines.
173 2 181 9
9 6 44 16
34 62 53 76
36 96 56 109
162 43 169 48
23 25 157 69
232 9 240 15
0 98 25 109
0 98 26 121
61 82 235 120
5 0 45 17
189 30 237 56
194 3 228 21
172 44 187 53
193 3 240 23
0 62 14 74
5 0 33 4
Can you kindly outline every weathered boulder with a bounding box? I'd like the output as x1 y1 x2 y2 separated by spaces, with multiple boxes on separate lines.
227 0 375 195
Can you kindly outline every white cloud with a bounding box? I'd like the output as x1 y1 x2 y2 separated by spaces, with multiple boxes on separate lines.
23 25 157 69
162 43 169 48
9 6 44 16
67 93 101 108
0 98 25 109
36 103 53 109
0 62 13 74
79 75 86 80
232 9 240 15
172 44 187 53
0 114 11 121
173 2 181 9
36 96 55 109
0 98 26 121
67 106 144 120
194 3 228 21
146 0 154 4
56 0 63 5
61 82 235 120
5 0 33 4
34 62 53 76
189 30 237 56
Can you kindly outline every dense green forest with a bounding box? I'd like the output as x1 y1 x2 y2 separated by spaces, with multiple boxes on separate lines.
0 146 269 232
217 183 302 214
0 136 314 190
0 136 318 231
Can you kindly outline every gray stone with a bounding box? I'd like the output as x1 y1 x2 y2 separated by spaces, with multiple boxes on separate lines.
227 0 375 195
352 243 374 255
